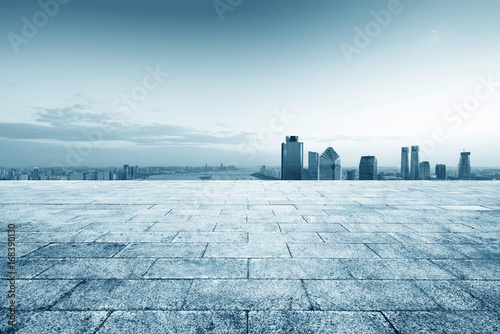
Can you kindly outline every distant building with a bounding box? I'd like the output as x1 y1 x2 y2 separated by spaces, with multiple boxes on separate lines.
410 146 419 180
346 169 357 180
458 152 471 180
401 147 409 180
419 161 431 180
319 147 341 180
281 136 303 180
33 167 40 180
308 151 320 180
123 165 131 180
359 156 378 180
436 164 446 180
260 166 281 179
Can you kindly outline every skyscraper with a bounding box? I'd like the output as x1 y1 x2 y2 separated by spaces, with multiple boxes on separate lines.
458 152 471 180
359 156 378 180
346 169 357 180
123 165 131 180
281 136 303 180
410 146 419 180
436 164 446 180
308 151 319 180
401 147 409 180
33 167 40 181
419 161 431 180
319 147 341 180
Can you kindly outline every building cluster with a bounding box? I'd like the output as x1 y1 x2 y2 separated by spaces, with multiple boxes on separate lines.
277 135 478 181
0 165 142 181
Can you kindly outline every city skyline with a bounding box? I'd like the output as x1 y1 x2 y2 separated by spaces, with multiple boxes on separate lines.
1 0 500 167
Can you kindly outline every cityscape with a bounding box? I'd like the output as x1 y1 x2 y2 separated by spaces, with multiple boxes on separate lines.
2 135 499 181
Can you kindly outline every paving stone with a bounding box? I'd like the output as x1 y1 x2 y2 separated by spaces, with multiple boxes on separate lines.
172 232 246 243
52 280 190 311
144 258 247 278
342 259 455 279
248 232 323 243
366 243 470 259
0 311 109 334
147 222 216 232
319 232 397 244
415 281 486 310
184 279 312 310
0 258 61 279
96 311 246 333
214 222 280 232
248 311 396 334
303 280 440 311
431 259 500 279
15 232 105 243
249 259 351 279
95 232 177 243
386 232 479 244
81 222 154 232
288 243 379 258
341 224 416 233
26 243 127 258
457 281 500 310
37 258 154 279
10 280 83 311
204 243 290 258
0 242 47 257
384 311 500 334
279 224 347 232
114 243 206 258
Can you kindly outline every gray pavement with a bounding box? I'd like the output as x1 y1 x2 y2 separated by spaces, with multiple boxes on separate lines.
1 180 499 333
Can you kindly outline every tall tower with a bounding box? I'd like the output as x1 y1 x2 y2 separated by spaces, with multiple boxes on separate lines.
319 147 341 180
419 161 431 180
435 164 446 180
410 146 419 180
401 147 409 180
281 136 303 180
308 151 319 180
458 152 471 180
359 156 378 180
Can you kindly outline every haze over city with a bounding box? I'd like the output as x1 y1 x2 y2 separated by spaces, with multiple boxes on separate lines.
1 0 500 167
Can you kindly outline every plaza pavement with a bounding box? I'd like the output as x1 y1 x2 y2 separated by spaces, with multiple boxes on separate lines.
1 180 499 333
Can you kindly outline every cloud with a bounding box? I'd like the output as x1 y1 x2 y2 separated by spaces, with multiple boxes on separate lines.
33 103 115 127
2 102 255 149
426 30 440 44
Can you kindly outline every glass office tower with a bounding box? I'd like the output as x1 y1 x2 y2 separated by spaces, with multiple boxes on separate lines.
281 136 303 180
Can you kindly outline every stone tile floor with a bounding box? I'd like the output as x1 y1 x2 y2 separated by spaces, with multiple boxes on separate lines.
0 181 499 333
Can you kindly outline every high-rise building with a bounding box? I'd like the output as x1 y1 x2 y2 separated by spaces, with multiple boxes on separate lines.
359 156 378 180
308 151 319 180
458 152 471 180
33 167 40 180
419 161 431 180
123 165 131 180
319 147 341 180
346 169 357 180
281 136 303 180
410 146 419 180
436 164 446 180
401 147 409 180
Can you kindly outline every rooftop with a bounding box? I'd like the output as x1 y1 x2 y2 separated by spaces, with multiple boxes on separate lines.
1 181 499 333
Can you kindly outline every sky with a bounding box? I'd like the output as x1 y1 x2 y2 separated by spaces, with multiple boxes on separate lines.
1 0 500 168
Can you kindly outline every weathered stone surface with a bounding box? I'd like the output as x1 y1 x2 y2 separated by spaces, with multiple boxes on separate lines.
0 180 498 333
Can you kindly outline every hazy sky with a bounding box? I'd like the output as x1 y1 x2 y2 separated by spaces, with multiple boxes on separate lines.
1 0 499 168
